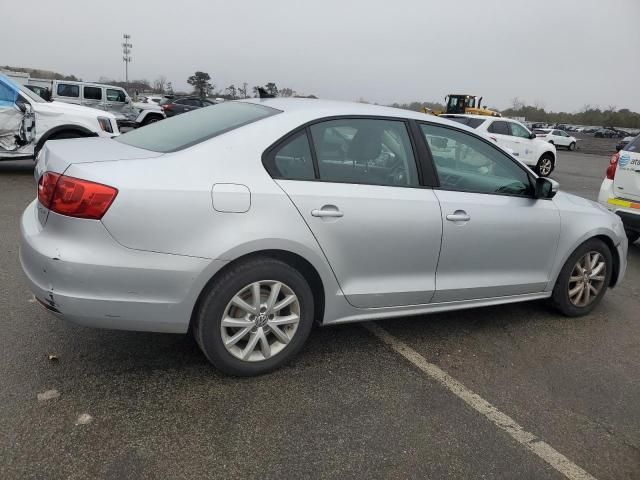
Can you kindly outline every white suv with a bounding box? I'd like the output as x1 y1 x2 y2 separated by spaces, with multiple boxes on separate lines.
442 114 557 176
598 134 640 244
0 74 118 161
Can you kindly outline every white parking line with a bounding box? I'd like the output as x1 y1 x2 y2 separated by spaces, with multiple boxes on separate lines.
364 323 598 480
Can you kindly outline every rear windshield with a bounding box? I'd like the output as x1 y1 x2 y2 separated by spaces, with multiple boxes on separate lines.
116 102 280 152
624 135 640 153
442 116 486 129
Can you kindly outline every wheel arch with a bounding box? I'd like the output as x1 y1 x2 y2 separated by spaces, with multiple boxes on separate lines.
35 125 97 155
189 249 326 332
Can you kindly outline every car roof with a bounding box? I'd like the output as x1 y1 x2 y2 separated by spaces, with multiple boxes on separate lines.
240 98 478 132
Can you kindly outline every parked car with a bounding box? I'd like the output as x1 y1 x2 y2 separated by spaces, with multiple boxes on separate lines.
0 74 118 161
441 114 557 176
616 136 635 152
534 128 577 150
594 129 617 138
599 134 640 244
20 99 627 375
160 96 216 117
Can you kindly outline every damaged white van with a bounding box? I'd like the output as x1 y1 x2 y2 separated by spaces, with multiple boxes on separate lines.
0 74 118 161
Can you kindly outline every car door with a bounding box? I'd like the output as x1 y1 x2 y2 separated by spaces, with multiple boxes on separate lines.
509 121 536 163
82 86 103 110
486 120 520 156
269 118 443 308
418 123 561 302
105 88 131 117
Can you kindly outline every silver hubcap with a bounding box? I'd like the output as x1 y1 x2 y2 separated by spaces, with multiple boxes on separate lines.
221 280 300 362
568 251 606 307
539 158 552 175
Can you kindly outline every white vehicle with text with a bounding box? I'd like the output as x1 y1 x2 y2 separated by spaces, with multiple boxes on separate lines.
0 74 118 161
599 134 640 244
441 114 557 176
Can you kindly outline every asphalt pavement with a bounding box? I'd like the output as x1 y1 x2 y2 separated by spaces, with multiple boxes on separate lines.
1 152 638 480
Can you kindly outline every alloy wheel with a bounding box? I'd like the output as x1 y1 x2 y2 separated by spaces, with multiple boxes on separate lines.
567 251 606 307
539 158 552 176
220 280 300 362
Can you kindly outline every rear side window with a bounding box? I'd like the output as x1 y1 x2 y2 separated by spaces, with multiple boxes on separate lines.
487 121 510 135
309 118 420 187
265 132 315 180
57 83 79 98
83 86 102 100
624 135 640 153
116 101 280 152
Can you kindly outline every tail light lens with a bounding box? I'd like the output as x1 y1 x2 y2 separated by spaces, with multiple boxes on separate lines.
161 104 173 111
606 153 619 180
37 172 118 220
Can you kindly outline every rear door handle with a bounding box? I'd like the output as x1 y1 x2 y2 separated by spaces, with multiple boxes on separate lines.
446 210 470 222
312 208 343 218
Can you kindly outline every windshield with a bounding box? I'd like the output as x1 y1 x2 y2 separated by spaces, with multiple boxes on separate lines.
116 101 280 152
18 85 46 103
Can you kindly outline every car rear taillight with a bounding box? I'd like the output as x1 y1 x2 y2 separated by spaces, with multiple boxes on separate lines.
37 172 118 220
606 153 619 180
161 104 173 111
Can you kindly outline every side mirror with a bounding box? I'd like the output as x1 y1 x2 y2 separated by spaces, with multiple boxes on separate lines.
529 132 537 139
534 177 559 199
615 145 623 152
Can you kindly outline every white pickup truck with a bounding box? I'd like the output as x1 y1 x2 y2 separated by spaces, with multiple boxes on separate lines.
0 74 118 161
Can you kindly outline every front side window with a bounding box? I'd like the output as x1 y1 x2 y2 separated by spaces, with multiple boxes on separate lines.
83 86 102 100
487 121 510 136
420 124 533 196
510 122 531 139
106 89 126 102
265 132 315 180
57 83 79 98
309 118 420 187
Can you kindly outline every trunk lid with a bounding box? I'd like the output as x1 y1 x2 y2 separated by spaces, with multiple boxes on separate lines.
35 137 162 181
613 146 640 202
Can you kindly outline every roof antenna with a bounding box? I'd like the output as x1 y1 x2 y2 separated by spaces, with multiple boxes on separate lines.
258 87 274 99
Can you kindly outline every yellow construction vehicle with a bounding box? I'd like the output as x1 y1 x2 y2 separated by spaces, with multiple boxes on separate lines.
423 94 501 117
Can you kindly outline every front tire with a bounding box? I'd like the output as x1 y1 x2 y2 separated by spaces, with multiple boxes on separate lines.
535 154 555 177
568 142 576 151
193 257 314 376
142 116 162 126
551 238 612 316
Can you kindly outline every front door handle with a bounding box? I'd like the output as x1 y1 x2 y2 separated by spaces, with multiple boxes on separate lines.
446 210 470 222
312 207 343 218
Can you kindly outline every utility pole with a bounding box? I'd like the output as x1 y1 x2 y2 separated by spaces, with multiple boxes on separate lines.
122 34 132 87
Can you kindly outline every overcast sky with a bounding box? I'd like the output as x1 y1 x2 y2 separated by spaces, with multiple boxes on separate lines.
3 0 639 112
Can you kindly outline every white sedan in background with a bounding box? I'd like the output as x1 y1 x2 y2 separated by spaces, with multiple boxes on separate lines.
535 128 577 151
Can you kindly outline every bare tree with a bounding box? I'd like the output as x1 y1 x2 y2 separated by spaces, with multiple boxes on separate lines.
225 84 237 99
511 97 525 111
153 76 167 94
238 82 248 98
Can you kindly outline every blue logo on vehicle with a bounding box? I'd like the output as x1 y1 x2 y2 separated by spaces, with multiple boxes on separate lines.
619 154 631 167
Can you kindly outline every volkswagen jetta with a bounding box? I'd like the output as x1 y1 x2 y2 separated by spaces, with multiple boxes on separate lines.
20 99 628 375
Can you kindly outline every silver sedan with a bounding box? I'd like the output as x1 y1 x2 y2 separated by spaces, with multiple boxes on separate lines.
20 99 628 375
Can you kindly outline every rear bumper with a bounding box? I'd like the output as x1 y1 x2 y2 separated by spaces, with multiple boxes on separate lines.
19 200 223 333
598 179 640 233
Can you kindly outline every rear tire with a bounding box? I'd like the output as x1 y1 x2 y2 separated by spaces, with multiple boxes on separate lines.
535 154 555 177
551 238 612 317
193 257 314 376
